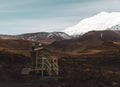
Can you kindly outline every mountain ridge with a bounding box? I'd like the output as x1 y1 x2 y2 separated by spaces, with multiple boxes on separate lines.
0 32 71 44
63 12 120 35
49 30 120 54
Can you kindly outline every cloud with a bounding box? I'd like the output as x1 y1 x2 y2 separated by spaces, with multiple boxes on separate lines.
61 0 120 16
0 1 34 15
0 0 120 35
0 16 81 35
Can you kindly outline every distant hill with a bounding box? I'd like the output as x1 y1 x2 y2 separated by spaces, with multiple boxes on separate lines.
16 32 71 44
0 32 71 44
1 30 120 57
82 30 120 41
0 35 16 40
49 30 120 55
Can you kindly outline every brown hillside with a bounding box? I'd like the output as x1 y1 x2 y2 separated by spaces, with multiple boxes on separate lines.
49 30 120 55
0 39 32 57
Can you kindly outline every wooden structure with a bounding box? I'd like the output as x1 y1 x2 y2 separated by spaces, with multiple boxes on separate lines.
31 43 59 77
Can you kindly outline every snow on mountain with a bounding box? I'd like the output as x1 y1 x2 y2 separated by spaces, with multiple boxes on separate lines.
47 32 71 39
0 32 71 44
16 32 71 42
110 24 120 30
63 12 120 35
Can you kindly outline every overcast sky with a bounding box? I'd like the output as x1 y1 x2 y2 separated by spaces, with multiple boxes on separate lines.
0 0 120 35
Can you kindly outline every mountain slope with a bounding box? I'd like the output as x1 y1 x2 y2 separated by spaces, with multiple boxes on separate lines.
63 12 120 35
111 24 120 30
0 35 16 40
0 39 32 57
0 32 71 44
16 32 71 43
82 30 120 41
49 30 120 55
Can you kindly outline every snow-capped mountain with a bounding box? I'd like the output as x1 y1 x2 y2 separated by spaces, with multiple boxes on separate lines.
0 32 71 44
63 12 120 35
16 32 71 43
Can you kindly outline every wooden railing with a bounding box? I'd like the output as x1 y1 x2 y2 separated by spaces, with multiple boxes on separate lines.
52 59 59 75
45 58 59 76
45 58 52 76
35 56 59 76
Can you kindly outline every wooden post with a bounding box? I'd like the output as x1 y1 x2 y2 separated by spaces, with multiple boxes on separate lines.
41 57 44 77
